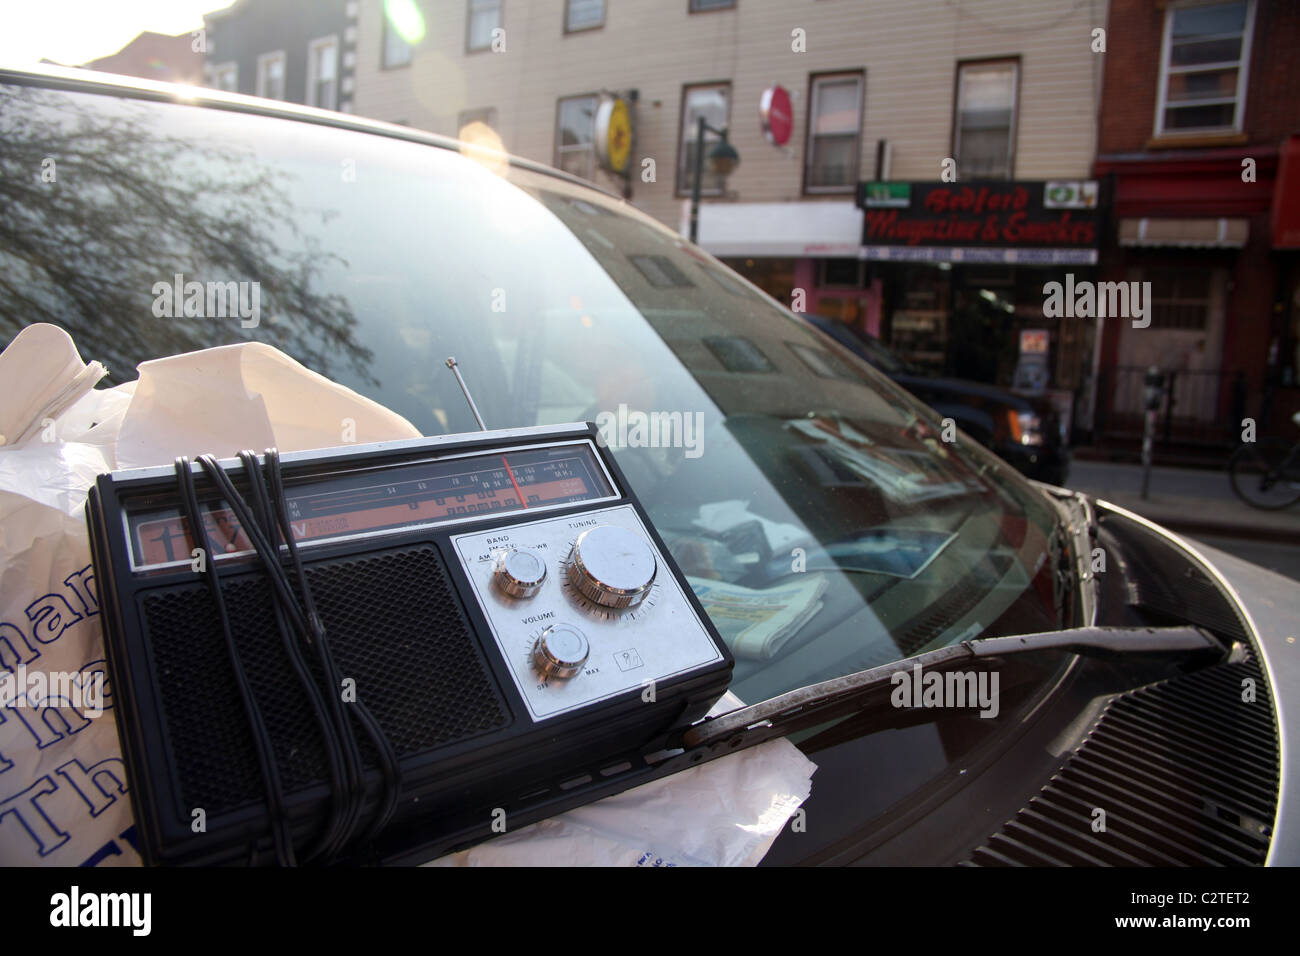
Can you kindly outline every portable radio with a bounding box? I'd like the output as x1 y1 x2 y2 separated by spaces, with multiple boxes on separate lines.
85 414 733 865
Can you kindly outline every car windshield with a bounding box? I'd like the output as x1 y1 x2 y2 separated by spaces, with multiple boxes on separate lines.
846 326 911 375
0 84 1062 702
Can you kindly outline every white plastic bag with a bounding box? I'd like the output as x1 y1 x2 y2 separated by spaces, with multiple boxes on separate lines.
0 325 419 865
426 700 817 867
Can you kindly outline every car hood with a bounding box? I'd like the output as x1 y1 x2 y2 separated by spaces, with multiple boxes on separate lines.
1094 499 1299 865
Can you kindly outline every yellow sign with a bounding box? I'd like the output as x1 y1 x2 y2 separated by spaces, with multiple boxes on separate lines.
596 97 632 175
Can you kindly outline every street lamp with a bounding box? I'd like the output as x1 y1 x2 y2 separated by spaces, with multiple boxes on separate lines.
688 115 740 243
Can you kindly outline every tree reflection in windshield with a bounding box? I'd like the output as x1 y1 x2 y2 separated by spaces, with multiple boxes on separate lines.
0 84 373 384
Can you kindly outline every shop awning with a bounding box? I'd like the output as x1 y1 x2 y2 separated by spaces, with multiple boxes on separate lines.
684 201 863 257
1119 217 1248 248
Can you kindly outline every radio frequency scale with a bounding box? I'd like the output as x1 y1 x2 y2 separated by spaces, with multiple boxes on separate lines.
86 417 732 866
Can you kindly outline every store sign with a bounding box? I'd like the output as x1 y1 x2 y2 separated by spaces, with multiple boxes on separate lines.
595 96 632 176
1043 181 1098 209
861 182 911 208
855 181 1101 252
759 86 793 146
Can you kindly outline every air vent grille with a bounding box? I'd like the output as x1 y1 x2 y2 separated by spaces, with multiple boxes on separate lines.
964 655 1278 866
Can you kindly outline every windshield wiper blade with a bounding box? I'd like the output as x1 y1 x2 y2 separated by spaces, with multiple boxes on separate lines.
681 625 1223 749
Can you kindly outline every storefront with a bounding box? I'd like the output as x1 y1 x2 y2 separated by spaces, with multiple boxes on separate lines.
686 200 879 329
1093 141 1294 447
854 180 1103 437
705 183 1104 440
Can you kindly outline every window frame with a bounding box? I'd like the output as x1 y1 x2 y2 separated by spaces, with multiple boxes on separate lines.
381 8 414 69
564 0 605 33
255 50 286 100
554 93 599 181
802 70 865 196
209 61 238 93
951 56 1021 181
675 81 733 199
306 34 340 110
467 0 504 53
1153 0 1256 137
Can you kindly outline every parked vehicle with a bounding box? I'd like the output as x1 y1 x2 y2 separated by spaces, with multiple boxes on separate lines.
0 65 1294 866
801 314 1070 487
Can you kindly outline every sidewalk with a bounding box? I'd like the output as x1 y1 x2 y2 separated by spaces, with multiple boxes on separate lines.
1066 460 1300 544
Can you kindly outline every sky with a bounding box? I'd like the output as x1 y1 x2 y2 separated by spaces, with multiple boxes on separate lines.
0 0 236 67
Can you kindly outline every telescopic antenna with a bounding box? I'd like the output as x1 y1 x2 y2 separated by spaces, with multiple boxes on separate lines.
445 357 488 431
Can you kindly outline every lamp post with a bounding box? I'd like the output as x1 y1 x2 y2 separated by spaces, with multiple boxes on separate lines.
687 115 740 244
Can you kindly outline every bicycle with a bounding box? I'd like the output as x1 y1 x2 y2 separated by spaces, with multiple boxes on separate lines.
1227 412 1300 510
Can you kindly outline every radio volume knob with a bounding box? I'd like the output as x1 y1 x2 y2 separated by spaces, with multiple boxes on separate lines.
493 549 547 599
568 525 656 610
534 624 589 679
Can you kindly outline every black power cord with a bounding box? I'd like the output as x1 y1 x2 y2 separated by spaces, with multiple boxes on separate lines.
263 449 403 843
178 451 404 864
174 457 297 867
234 451 353 863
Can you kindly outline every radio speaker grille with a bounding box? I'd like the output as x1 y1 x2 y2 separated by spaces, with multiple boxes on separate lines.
139 544 510 816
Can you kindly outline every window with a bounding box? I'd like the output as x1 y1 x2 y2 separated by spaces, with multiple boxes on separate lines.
382 7 413 68
468 0 503 52
690 0 735 11
1149 269 1212 330
565 0 605 32
954 60 1018 179
457 107 498 136
1156 0 1255 135
555 95 597 179
210 62 238 93
307 36 339 110
677 82 730 197
0 82 1063 703
805 72 863 193
818 258 865 289
256 51 286 100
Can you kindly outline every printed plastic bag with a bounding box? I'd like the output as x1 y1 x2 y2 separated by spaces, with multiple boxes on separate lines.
0 324 419 865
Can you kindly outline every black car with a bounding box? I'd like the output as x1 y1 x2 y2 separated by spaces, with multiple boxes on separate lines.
803 313 1071 486
0 65 1294 868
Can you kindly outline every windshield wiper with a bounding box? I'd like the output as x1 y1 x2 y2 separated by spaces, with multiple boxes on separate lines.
680 625 1223 750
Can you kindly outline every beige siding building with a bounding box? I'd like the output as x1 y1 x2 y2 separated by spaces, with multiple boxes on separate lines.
354 0 1105 417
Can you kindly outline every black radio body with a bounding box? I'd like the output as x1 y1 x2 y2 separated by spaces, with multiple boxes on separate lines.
85 422 733 865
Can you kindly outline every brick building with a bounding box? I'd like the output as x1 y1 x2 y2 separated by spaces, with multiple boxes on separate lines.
1092 0 1300 449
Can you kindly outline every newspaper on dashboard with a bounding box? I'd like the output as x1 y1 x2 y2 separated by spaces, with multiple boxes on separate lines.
688 574 826 660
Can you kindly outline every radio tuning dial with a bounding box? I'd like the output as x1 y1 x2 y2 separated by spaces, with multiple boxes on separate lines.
493 549 547 599
568 525 657 610
533 624 590 679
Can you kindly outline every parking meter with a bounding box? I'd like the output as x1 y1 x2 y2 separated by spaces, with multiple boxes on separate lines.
1141 366 1164 498
1143 366 1165 411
